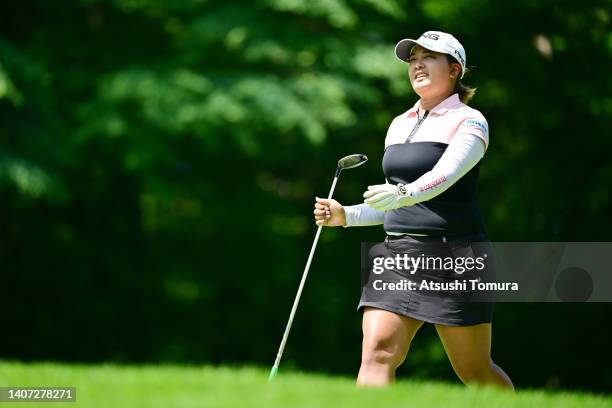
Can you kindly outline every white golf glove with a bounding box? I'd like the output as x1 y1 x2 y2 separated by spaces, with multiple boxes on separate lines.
363 183 417 211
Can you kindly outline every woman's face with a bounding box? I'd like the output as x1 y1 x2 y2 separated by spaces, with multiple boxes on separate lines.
408 45 460 98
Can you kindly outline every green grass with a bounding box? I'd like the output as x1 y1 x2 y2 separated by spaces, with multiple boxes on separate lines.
0 362 610 408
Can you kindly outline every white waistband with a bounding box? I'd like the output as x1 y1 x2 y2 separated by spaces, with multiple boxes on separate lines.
386 231 429 236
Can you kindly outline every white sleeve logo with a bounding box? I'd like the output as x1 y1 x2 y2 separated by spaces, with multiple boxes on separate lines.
465 118 488 134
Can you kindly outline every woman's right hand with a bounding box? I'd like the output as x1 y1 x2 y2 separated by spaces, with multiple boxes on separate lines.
313 197 346 227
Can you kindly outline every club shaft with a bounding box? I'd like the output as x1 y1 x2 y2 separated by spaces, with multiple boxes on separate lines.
269 174 340 379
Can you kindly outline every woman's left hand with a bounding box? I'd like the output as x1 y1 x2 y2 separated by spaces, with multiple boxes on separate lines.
363 183 416 211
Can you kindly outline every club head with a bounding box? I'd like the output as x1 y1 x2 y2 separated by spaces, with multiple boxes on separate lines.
337 154 368 171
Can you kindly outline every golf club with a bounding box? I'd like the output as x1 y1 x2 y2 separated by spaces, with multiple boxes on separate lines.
269 153 368 381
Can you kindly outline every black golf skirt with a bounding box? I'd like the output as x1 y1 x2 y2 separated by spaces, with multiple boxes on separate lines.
358 231 494 326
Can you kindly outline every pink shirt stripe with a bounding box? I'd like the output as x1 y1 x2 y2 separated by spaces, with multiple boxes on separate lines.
384 94 489 151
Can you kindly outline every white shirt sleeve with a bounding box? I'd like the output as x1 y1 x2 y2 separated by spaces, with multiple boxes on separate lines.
406 132 486 203
343 203 385 227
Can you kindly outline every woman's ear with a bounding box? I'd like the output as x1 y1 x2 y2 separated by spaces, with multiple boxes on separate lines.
449 63 461 78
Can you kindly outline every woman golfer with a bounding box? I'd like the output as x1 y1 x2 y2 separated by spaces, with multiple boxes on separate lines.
314 31 513 389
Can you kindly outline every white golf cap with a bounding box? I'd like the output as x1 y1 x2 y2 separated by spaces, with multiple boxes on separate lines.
395 31 467 79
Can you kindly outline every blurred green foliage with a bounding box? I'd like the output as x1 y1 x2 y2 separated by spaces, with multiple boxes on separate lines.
1 0 611 393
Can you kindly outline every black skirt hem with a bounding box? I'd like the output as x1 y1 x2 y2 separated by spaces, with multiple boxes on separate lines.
357 301 493 327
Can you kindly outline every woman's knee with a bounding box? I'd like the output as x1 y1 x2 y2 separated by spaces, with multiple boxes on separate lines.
361 335 408 369
452 357 494 384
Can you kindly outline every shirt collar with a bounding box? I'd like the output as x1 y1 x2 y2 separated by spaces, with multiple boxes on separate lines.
406 93 462 117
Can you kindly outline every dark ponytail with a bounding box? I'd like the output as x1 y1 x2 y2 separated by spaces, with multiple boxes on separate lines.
446 55 476 104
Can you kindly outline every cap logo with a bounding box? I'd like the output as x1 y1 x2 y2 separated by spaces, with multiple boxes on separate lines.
453 49 465 65
421 32 440 41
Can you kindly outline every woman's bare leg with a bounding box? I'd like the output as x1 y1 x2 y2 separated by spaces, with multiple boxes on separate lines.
357 307 424 386
435 322 514 390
